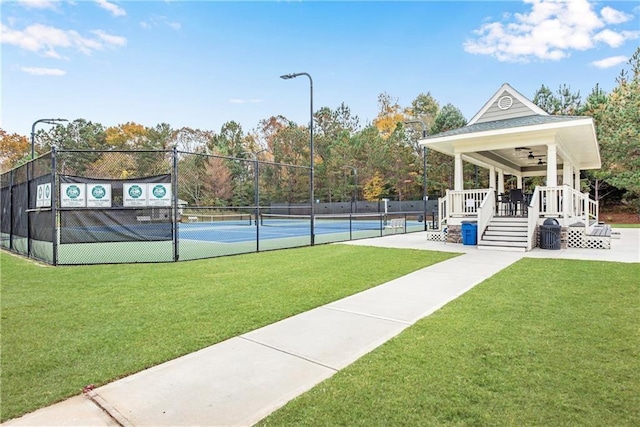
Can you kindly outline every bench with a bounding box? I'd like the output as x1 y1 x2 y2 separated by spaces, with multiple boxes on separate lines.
384 218 405 233
588 225 611 237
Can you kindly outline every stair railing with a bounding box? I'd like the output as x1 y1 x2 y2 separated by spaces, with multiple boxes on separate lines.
438 194 447 230
477 188 495 241
527 187 541 250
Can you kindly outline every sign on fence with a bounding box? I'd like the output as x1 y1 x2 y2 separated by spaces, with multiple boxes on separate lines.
148 183 171 207
61 183 86 207
87 183 112 208
123 183 148 207
36 183 52 208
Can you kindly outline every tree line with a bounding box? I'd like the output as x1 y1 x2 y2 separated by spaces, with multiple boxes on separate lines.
1 47 638 211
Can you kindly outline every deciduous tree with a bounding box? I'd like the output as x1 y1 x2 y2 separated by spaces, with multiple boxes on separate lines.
0 129 29 171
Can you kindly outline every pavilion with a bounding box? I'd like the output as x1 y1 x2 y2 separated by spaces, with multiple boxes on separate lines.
419 83 606 251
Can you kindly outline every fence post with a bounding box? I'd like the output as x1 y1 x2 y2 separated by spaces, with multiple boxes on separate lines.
172 147 179 262
51 147 58 266
27 158 32 259
8 169 14 250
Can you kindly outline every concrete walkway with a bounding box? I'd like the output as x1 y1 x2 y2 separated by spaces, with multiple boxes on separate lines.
4 228 638 426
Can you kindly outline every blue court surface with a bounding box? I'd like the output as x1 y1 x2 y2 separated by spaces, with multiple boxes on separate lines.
178 217 391 243
58 214 424 245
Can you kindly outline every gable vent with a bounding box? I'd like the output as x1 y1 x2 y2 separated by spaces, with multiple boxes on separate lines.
497 95 513 110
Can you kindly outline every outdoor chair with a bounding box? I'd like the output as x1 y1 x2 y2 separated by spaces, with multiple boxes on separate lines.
509 189 525 216
496 192 510 215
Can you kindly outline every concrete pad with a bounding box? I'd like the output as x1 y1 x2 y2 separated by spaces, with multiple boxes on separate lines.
2 395 118 427
242 307 409 370
525 228 639 263
341 232 468 254
93 337 334 427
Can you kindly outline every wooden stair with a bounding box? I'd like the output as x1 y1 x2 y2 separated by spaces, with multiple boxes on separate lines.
478 217 528 252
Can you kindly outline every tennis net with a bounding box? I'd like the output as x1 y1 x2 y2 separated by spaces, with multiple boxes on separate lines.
260 213 384 231
182 213 253 225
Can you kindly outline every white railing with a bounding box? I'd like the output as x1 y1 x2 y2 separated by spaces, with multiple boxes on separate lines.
438 195 447 230
537 186 563 217
447 189 491 217
527 187 541 250
477 188 495 241
587 196 598 224
537 185 598 230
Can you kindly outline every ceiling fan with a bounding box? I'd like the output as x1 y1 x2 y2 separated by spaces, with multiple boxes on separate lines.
513 147 531 158
527 151 545 163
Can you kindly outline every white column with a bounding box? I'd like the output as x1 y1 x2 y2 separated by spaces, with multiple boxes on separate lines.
489 166 496 190
563 162 573 189
454 153 464 191
497 169 505 194
517 175 523 189
575 170 581 192
546 144 558 187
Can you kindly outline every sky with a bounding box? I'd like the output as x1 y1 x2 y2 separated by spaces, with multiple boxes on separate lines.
1 0 639 137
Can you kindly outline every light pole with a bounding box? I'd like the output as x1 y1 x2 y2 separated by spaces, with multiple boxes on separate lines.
31 118 68 159
404 120 428 225
280 72 314 245
342 165 357 213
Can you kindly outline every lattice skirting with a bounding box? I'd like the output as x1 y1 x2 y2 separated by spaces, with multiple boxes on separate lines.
568 228 611 249
426 230 447 242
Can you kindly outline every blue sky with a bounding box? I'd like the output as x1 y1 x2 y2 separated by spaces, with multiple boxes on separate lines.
2 0 639 137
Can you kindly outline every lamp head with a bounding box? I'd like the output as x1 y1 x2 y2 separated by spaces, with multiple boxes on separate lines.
280 73 305 80
43 118 69 125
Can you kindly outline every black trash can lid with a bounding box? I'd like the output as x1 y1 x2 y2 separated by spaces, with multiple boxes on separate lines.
543 218 560 226
461 221 478 224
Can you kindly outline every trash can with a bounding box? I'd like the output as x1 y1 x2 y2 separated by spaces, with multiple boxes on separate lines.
461 221 478 245
539 218 561 249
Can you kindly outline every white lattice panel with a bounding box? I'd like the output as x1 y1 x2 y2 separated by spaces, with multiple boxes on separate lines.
426 231 447 241
584 236 611 249
568 229 583 248
567 228 610 249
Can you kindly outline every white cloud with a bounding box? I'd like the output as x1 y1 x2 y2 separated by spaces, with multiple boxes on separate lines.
591 55 628 69
21 66 66 76
139 16 181 31
595 29 640 48
91 30 127 47
16 0 59 10
464 0 639 63
1 23 127 58
95 0 126 17
600 6 632 24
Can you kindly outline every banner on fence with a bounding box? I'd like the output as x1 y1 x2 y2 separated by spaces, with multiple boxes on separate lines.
87 183 112 208
61 183 86 207
36 183 52 208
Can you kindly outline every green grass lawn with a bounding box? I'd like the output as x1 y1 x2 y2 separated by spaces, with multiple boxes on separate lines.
260 258 640 426
611 223 640 228
0 245 455 422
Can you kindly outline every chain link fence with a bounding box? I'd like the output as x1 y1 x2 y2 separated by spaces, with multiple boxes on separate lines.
1 148 432 265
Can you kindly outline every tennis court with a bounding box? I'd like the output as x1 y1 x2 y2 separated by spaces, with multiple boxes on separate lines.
54 212 426 264
4 149 434 266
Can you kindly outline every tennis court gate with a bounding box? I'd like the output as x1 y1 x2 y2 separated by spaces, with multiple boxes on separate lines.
1 148 434 265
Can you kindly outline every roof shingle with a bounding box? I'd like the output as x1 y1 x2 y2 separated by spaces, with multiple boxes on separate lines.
425 115 586 139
